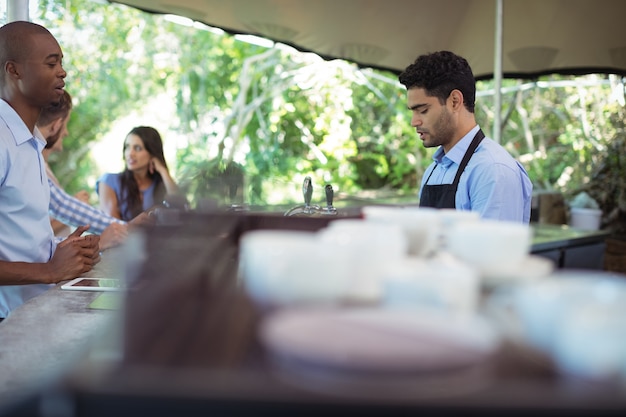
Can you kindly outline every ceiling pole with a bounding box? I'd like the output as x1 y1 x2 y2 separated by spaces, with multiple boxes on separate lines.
7 0 30 22
493 0 503 143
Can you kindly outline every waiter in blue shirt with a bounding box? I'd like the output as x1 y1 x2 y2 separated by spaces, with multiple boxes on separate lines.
399 51 532 223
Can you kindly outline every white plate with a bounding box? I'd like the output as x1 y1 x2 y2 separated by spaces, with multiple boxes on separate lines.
259 307 500 373
481 255 555 287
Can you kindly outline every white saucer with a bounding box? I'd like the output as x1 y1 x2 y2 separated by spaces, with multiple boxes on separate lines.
259 307 500 373
481 255 555 287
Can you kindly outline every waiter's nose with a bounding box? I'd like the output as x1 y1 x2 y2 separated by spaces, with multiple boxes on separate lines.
411 113 422 127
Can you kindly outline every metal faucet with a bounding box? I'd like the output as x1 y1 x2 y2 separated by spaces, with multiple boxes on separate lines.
320 184 338 216
284 176 337 216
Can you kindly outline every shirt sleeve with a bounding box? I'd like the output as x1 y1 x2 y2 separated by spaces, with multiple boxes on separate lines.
48 179 126 235
460 158 531 223
96 172 133 221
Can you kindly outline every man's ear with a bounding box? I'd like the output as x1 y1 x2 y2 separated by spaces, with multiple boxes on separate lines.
449 89 464 111
49 117 64 135
5 61 20 79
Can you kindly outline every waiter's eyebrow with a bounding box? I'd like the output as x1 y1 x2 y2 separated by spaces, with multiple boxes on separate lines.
408 103 428 111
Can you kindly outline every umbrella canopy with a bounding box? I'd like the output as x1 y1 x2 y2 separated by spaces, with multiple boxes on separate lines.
111 0 626 80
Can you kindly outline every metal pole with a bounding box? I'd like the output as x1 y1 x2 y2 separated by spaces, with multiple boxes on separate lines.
493 0 503 143
7 0 30 22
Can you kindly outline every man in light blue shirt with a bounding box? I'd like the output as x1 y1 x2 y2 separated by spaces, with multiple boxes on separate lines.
0 99 54 269
399 51 532 223
0 21 100 318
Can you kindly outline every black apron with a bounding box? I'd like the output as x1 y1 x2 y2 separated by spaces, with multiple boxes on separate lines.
419 129 485 209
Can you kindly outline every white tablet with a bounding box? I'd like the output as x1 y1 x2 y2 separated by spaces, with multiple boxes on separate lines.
60 277 125 292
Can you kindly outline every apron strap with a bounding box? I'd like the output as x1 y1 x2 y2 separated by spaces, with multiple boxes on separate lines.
423 129 486 187
452 129 485 186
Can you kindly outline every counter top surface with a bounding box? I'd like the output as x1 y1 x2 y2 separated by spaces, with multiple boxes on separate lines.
78 221 626 414
530 223 610 252
0 219 622 415
0 250 123 410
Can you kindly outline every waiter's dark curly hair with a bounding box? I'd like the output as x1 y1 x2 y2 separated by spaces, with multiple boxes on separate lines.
398 50 476 113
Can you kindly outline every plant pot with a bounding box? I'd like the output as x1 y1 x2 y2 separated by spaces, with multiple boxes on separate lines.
569 207 602 231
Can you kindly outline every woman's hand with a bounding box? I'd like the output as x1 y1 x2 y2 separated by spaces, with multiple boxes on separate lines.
150 157 168 176
150 157 180 196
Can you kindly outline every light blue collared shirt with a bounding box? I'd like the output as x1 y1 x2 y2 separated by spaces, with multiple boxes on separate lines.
0 99 56 317
419 125 533 223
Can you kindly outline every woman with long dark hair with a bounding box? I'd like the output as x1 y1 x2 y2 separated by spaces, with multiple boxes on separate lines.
97 126 179 221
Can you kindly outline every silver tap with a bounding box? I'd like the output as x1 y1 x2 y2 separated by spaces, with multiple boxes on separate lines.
284 177 338 217
319 183 338 216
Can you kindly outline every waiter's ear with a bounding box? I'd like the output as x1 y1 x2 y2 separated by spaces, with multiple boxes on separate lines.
448 89 464 111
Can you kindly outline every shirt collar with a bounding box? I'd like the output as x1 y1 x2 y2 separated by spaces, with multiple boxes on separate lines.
433 125 481 166
0 98 47 149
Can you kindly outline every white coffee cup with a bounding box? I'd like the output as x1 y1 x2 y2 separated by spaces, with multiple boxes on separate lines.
361 205 441 257
445 219 532 274
437 209 480 251
382 254 480 315
238 229 351 306
493 270 626 379
318 219 408 302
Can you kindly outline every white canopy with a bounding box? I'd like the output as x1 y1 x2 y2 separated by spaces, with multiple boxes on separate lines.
112 0 626 80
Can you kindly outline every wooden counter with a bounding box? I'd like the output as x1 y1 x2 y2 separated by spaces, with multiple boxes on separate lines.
0 248 125 416
0 214 622 416
69 215 626 415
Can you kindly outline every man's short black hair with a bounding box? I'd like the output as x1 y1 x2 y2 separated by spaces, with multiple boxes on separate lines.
399 50 476 113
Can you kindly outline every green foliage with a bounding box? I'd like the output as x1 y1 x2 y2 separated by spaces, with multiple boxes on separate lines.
36 0 172 199
28 0 626 223
347 70 424 193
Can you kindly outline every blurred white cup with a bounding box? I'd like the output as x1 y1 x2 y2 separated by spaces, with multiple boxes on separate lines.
382 254 480 315
555 299 626 380
318 219 408 302
495 270 626 379
361 205 441 258
437 209 480 251
238 229 351 306
445 219 532 274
